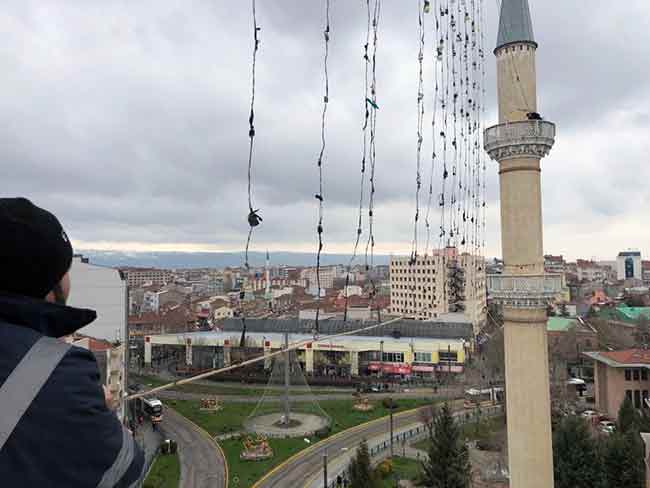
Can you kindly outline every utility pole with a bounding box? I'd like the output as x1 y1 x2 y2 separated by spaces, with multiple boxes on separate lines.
323 451 328 488
283 332 290 425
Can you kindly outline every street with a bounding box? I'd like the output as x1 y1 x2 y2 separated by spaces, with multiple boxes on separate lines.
161 407 227 488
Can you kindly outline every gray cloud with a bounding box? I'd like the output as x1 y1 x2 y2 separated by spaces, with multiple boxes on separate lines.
2 1 649 260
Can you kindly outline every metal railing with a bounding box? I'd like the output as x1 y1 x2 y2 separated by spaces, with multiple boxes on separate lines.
487 274 564 297
326 404 504 487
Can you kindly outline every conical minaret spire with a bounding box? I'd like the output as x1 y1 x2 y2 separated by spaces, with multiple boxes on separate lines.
496 0 536 50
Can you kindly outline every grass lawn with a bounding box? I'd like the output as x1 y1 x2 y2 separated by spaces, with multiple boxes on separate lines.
143 451 180 488
378 457 422 487
169 397 434 488
131 374 345 397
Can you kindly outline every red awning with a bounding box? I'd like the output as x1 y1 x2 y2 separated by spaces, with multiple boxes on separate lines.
412 365 435 373
368 363 412 374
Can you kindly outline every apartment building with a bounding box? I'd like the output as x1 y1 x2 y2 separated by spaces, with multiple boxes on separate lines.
389 249 486 330
122 267 173 288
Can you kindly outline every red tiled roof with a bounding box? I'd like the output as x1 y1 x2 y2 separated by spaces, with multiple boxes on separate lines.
599 349 650 365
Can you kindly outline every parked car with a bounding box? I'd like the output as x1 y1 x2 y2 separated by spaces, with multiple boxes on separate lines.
580 410 599 419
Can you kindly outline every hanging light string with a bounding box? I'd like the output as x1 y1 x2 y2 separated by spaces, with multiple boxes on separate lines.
480 0 487 260
436 0 451 308
460 0 468 251
448 0 458 310
409 0 427 266
314 0 331 336
244 0 262 270
344 0 372 322
365 0 382 320
424 0 441 258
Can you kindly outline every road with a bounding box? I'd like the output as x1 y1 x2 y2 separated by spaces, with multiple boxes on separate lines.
158 386 462 404
255 407 430 488
161 407 227 488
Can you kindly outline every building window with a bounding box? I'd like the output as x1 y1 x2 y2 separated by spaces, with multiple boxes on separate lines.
643 370 649 382
643 391 649 408
414 352 432 363
626 390 633 403
439 350 458 363
381 352 404 363
635 390 642 409
634 370 641 381
625 369 632 381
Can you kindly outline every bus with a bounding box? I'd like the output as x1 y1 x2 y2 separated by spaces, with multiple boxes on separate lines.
142 397 163 424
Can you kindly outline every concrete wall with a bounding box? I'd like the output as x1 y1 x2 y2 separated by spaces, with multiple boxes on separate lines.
68 257 127 342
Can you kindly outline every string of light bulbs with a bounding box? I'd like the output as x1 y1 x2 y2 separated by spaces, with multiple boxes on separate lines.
244 0 262 271
314 0 331 336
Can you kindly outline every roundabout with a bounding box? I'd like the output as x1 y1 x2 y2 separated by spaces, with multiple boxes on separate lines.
243 412 329 438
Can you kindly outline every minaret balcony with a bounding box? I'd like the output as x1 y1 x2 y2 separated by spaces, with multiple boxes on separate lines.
484 120 555 162
487 273 563 309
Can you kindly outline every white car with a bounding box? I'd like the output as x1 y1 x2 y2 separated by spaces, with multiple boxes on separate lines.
581 410 598 418
599 420 616 434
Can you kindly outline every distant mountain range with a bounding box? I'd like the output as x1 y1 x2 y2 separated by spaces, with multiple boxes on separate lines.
77 250 392 269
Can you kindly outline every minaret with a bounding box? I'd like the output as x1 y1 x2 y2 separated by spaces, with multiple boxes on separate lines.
265 250 271 296
265 250 273 309
484 1 560 487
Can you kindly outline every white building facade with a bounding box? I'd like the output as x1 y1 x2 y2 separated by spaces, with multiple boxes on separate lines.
389 250 486 331
617 251 643 281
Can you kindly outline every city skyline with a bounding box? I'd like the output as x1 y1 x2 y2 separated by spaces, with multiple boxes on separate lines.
3 1 650 260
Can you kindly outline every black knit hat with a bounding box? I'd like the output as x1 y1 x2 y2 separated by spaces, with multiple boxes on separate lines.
0 198 73 298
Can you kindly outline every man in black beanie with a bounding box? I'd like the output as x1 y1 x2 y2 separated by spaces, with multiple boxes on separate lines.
0 198 144 487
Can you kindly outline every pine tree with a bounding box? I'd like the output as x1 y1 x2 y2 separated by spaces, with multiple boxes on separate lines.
602 431 645 488
348 440 379 488
552 416 602 488
420 403 471 488
618 396 639 434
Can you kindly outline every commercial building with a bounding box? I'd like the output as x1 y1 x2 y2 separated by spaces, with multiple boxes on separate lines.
389 249 486 332
143 318 472 378
583 349 650 417
617 251 643 281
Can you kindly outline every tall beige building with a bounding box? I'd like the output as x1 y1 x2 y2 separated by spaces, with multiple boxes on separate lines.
389 248 486 331
484 1 562 487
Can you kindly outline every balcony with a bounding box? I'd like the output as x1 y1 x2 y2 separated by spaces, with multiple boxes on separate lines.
487 273 564 308
484 120 556 162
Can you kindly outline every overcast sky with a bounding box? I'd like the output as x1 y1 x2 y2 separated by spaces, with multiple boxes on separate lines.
2 1 649 261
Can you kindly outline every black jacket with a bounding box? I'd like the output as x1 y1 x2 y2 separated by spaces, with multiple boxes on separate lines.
0 293 144 487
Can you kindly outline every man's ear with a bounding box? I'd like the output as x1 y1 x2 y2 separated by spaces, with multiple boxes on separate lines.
45 283 67 305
